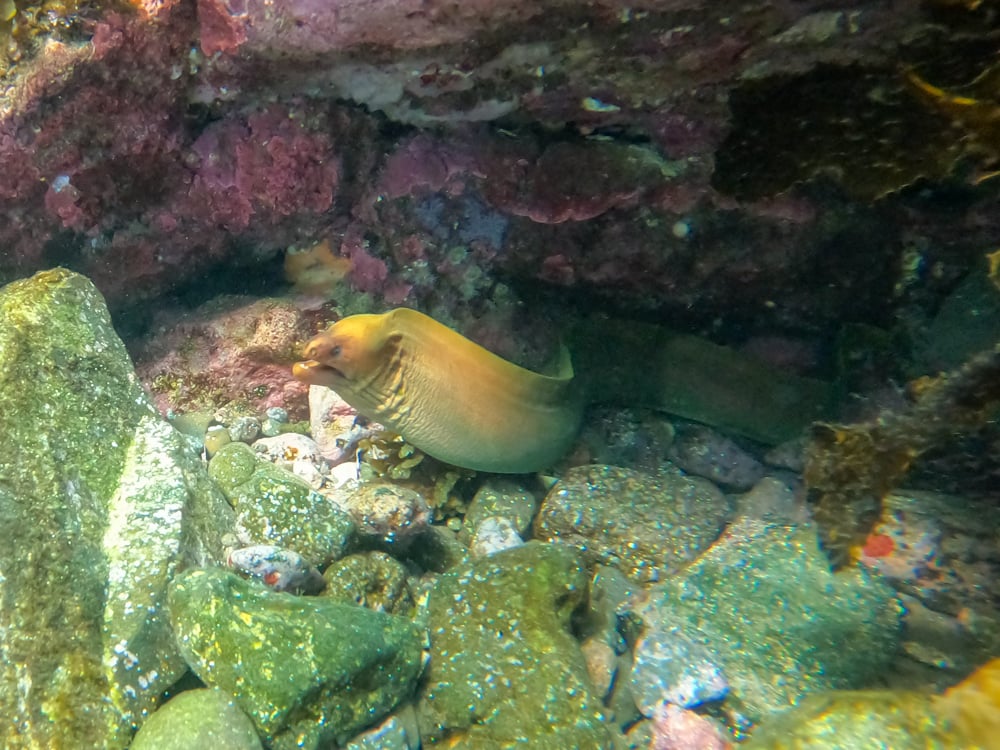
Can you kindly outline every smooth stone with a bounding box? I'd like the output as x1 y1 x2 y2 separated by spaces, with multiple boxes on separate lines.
130 688 263 750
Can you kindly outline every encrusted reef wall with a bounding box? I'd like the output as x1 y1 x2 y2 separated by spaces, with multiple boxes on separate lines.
1 0 998 350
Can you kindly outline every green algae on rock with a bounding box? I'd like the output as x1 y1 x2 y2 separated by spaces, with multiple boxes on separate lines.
741 690 961 749
418 541 619 748
535 465 731 583
0 268 235 749
322 551 416 615
628 518 903 724
209 441 355 567
167 567 427 750
130 688 264 750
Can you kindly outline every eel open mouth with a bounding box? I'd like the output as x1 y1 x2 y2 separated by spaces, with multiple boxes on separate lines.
291 359 342 385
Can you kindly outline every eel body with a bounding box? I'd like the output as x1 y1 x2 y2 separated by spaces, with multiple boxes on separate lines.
292 308 584 473
293 308 838 474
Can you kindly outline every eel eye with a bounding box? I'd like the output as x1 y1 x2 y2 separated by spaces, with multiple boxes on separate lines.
330 345 341 358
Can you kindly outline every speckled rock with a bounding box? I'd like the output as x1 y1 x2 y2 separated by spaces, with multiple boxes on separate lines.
469 516 524 556
209 442 355 566
534 465 731 583
667 423 766 491
740 690 958 749
344 705 421 750
0 269 234 749
630 622 729 712
340 481 431 547
168 567 427 750
252 432 329 488
130 688 263 750
465 479 539 537
322 551 415 615
418 541 619 748
629 518 903 723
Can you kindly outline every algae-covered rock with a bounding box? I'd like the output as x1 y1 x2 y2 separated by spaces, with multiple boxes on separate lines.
418 541 618 748
535 465 731 582
741 690 957 749
0 269 234 749
465 479 539 537
168 567 427 749
629 518 902 723
130 688 263 750
322 551 415 615
209 441 355 566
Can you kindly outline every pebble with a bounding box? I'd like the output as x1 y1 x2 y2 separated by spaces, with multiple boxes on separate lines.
228 415 262 443
227 544 326 594
338 481 431 547
252 432 329 488
667 423 764 490
630 621 729 712
469 516 524 557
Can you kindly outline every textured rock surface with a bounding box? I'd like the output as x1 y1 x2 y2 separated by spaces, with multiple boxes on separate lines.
418 541 618 748
168 567 427 749
535 464 731 582
741 690 957 749
628 518 903 722
322 551 415 615
0 268 233 749
209 441 355 567
130 688 263 750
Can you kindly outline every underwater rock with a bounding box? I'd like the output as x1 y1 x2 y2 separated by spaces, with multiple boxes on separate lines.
343 706 421 750
337 481 432 548
739 657 1000 750
667 423 765 491
469 516 524 557
535 465 731 583
649 704 731 750
209 442 355 567
0 269 234 748
630 622 730 712
227 544 326 594
252 432 329 489
627 518 903 723
464 478 539 537
168 567 427 749
417 541 619 748
321 551 415 615
130 688 263 750
135 296 318 421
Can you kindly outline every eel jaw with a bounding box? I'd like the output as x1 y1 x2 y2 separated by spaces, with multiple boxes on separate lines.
292 359 344 389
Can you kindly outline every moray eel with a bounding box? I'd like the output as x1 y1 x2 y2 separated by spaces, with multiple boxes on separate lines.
293 308 837 474
292 308 584 473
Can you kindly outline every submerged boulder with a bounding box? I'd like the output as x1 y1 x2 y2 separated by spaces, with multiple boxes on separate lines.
418 541 619 748
168 567 427 750
627 518 903 723
0 268 235 749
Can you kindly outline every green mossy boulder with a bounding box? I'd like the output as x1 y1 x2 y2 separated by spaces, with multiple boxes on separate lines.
209 441 355 566
630 518 903 722
418 541 618 749
130 688 263 750
0 269 234 749
742 689 961 749
168 567 427 749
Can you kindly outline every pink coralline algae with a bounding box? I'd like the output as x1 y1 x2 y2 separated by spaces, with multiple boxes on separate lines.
197 0 559 57
650 704 731 750
0 1 346 306
134 297 327 420
187 107 340 231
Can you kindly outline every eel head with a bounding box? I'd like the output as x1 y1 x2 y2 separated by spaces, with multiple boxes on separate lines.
292 313 395 390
